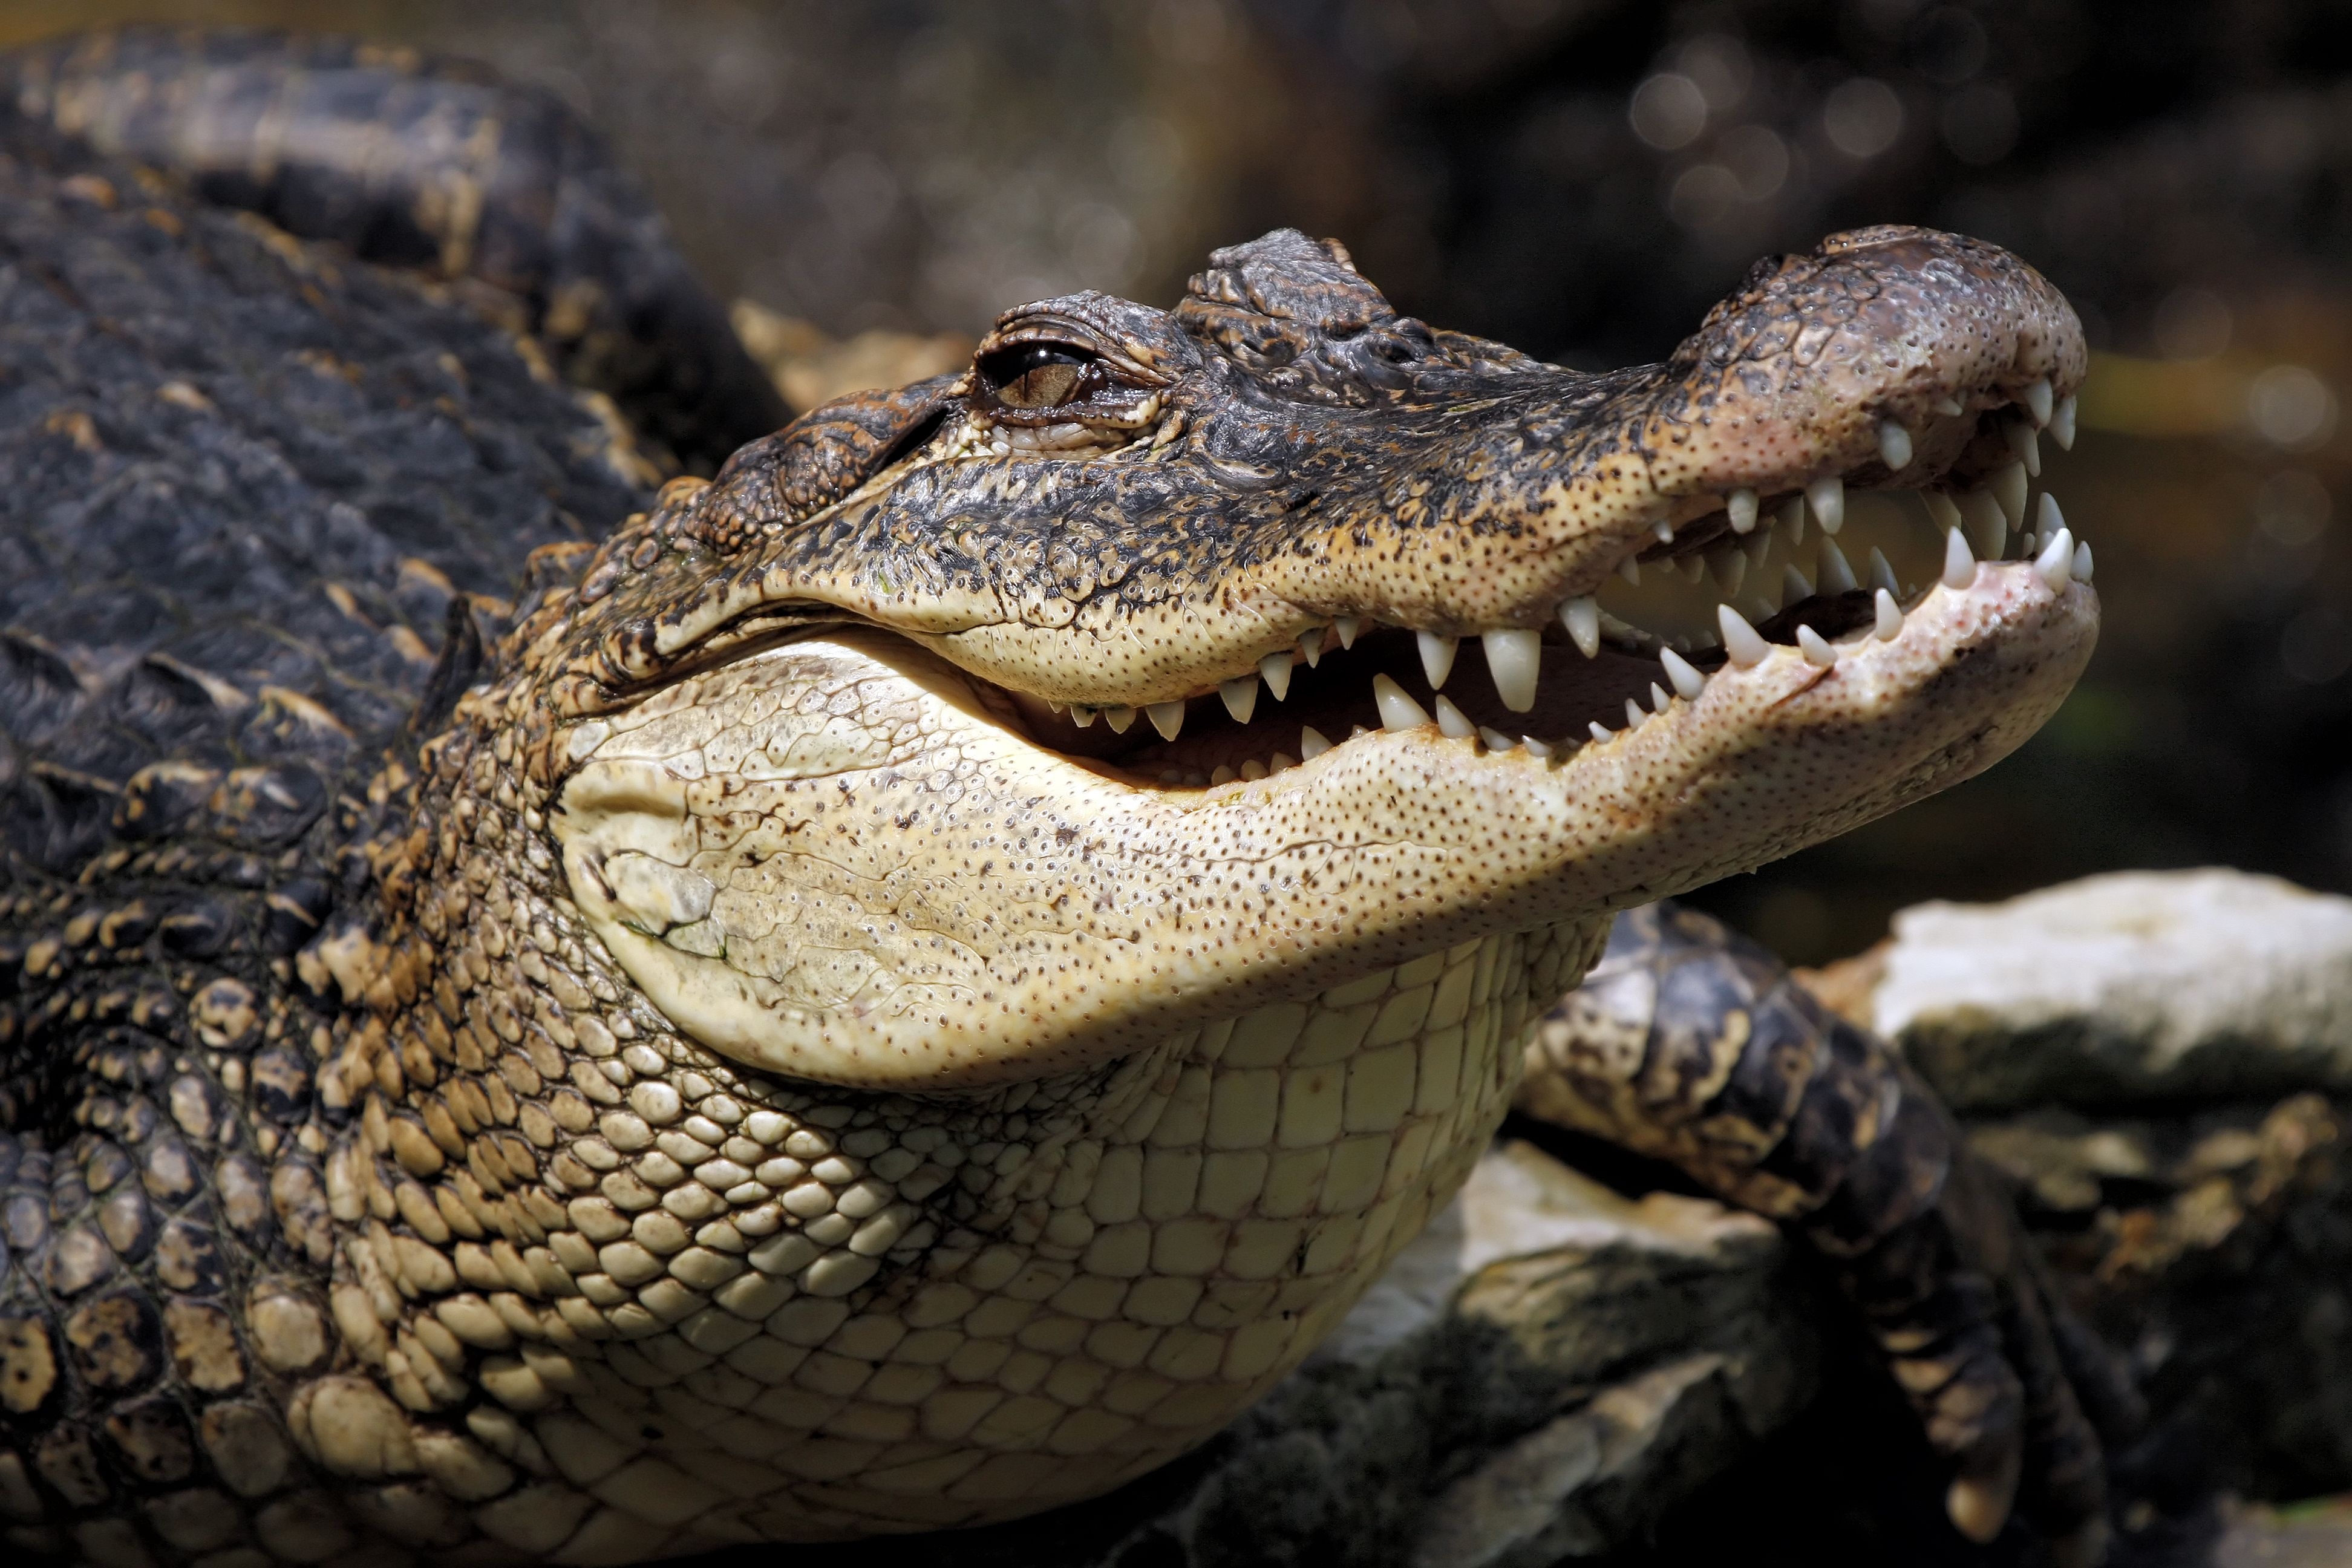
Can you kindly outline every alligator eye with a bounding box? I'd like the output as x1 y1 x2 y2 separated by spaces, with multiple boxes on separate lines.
979 344 1097 410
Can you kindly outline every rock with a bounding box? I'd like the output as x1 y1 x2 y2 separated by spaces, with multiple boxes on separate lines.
1855 869 2352 1112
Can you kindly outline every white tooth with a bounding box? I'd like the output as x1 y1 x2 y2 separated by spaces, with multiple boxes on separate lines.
1373 673 1430 730
2051 393 2077 451
1434 694 1477 739
1299 725 1332 759
1654 518 1674 544
1561 596 1601 658
1523 736 1554 759
1147 701 1186 740
1478 726 1517 751
1992 462 2027 526
1071 705 1097 728
1480 628 1542 713
1878 420 1913 471
1874 587 1903 639
1710 546 1748 593
1624 698 1647 731
1782 563 1814 603
1921 491 1962 532
1618 555 1642 586
1335 616 1359 649
1241 759 1267 780
1806 474 1845 534
1416 632 1458 689
1350 725 1370 740
1777 494 1806 544
1797 625 1837 667
1588 720 1615 743
1818 538 1858 593
1105 705 1136 734
2073 540 2094 582
1959 489 2008 560
1676 552 1706 584
1210 765 1235 785
2035 492 2066 543
1298 631 1322 667
1727 488 1759 533
1935 394 1965 417
2007 418 2042 478
1660 647 1706 701
1649 681 1672 713
1867 547 1900 598
1258 652 1293 701
1219 678 1259 723
1048 700 1067 714
2035 527 2075 589
1941 527 1976 589
1270 752 1296 771
1717 603 1769 668
2024 376 2054 426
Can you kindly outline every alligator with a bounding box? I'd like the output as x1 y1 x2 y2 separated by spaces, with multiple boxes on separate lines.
0 30 2116 1568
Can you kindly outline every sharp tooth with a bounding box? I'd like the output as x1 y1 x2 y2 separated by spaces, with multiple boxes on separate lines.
1717 604 1769 668
1478 726 1517 751
1271 751 1296 771
1874 587 1903 639
1878 420 1913 471
1935 394 1966 417
1941 527 1976 589
1299 725 1332 759
1480 628 1542 712
1417 632 1459 688
2034 492 2066 541
1867 547 1900 598
1071 705 1097 728
1298 631 1322 668
1210 765 1235 784
1959 489 2008 560
1220 678 1259 724
1992 462 2027 526
1777 494 1806 544
1523 736 1553 758
1618 555 1642 586
1818 538 1858 593
1335 616 1359 649
1677 552 1707 583
1588 720 1614 743
1922 491 1962 531
1710 546 1748 592
1147 701 1186 740
1727 488 1759 533
1434 694 1477 739
1241 759 1267 780
1797 625 1837 667
1625 699 1650 730
1105 706 1136 734
1649 681 1672 713
2024 376 2054 426
1660 647 1706 701
2007 417 2042 477
1048 699 1067 714
1782 563 1814 603
1561 596 1601 658
1258 652 1294 699
2035 527 2076 589
1806 475 1845 534
1654 518 1674 544
1373 673 1430 730
2050 393 2077 451
2073 540 2094 581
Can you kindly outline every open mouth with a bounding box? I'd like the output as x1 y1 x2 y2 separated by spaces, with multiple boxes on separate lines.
990 384 2088 790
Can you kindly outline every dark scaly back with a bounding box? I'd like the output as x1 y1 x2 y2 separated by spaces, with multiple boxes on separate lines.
0 132 648 1557
0 26 792 472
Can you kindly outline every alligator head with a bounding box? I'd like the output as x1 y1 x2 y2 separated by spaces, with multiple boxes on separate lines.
506 224 2092 1096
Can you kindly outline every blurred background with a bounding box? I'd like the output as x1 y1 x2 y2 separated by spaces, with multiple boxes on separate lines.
10 0 2351 964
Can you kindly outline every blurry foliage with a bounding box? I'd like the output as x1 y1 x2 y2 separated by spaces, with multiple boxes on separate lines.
16 0 2352 958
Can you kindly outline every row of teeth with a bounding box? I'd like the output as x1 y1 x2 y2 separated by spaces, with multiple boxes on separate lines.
1050 382 2083 782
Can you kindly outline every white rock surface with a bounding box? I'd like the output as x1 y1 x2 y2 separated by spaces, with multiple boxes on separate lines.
1870 868 2352 1110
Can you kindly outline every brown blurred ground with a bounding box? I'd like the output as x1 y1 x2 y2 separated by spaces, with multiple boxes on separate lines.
13 0 2352 964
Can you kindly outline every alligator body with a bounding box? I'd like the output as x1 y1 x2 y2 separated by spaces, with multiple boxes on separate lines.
0 31 2112 1567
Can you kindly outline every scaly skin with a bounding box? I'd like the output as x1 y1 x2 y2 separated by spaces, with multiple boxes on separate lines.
0 31 2112 1567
